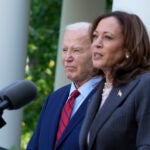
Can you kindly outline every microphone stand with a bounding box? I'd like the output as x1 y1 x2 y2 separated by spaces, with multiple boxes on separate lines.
0 110 6 128
0 97 6 128
0 106 8 150
0 107 9 150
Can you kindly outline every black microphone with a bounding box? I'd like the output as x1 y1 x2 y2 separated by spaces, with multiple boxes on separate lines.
0 80 38 111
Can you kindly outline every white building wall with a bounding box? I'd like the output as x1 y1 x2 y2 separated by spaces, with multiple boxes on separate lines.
112 0 150 36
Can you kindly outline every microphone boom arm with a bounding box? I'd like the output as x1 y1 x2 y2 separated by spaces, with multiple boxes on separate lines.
0 110 6 128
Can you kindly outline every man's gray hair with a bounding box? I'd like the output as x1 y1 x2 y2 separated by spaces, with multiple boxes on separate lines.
65 22 91 31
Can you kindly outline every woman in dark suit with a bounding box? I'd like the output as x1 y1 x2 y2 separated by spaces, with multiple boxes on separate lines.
79 11 150 150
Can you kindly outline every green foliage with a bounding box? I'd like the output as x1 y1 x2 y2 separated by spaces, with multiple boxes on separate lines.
21 0 62 149
106 0 113 11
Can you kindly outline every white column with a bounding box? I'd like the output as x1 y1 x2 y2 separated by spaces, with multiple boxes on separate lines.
112 0 150 35
0 0 30 149
54 0 106 90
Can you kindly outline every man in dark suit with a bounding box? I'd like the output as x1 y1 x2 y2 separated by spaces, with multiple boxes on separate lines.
26 22 101 150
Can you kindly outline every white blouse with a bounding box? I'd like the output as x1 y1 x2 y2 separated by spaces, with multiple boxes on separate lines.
99 83 112 109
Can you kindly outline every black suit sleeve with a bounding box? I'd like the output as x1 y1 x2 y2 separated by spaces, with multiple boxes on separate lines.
136 75 150 149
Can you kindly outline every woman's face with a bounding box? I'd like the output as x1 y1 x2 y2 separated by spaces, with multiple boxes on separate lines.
92 17 125 73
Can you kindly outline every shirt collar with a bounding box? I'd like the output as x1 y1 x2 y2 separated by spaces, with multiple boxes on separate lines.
69 76 102 98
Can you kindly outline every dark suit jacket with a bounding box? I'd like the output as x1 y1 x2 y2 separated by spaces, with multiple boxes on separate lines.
80 73 150 150
27 83 98 150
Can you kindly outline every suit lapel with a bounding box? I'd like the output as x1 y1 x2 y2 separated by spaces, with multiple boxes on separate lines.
48 85 70 149
89 78 140 149
85 80 105 123
79 80 105 148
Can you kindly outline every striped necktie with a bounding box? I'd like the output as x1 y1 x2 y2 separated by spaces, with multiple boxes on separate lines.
55 90 80 144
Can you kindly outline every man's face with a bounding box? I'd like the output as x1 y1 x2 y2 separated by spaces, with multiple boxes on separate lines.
62 29 93 86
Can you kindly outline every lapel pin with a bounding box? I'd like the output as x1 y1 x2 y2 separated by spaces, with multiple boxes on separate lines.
117 90 122 97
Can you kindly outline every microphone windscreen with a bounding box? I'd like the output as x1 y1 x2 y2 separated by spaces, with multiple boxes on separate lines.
2 80 38 109
0 81 18 100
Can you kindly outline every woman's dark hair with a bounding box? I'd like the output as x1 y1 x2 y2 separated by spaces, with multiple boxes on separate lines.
90 11 150 86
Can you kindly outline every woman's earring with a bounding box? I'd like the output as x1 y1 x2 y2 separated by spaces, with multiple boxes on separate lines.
126 54 129 59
